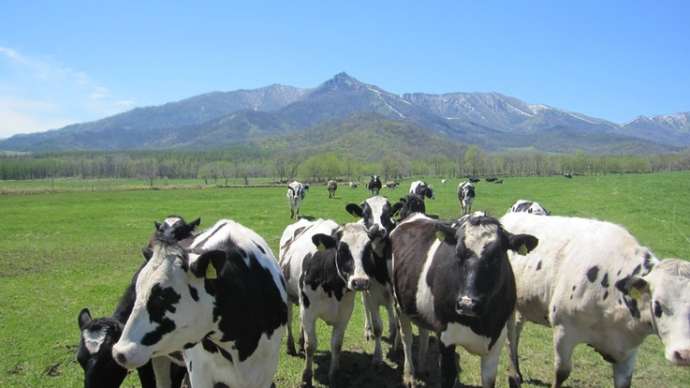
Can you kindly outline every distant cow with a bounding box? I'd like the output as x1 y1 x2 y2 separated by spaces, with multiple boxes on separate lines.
563 173 573 179
485 176 498 182
495 179 504 184
77 216 197 388
467 175 481 183
457 181 476 215
112 219 288 388
327 180 337 199
287 181 308 219
391 212 538 388
349 181 358 189
501 212 690 388
510 199 550 216
385 181 399 189
279 218 382 386
441 179 448 184
409 180 434 200
368 175 382 195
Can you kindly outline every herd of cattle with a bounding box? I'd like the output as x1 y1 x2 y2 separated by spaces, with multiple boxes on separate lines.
76 176 690 388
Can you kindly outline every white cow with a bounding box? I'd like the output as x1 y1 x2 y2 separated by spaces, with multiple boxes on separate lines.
510 199 550 216
501 212 690 388
287 181 308 220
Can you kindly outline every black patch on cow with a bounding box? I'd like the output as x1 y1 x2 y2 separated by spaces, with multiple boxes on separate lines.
588 344 616 363
600 273 609 288
141 284 180 346
189 360 192 372
188 286 199 301
184 342 196 349
301 290 310 308
236 247 247 258
625 298 640 319
569 294 573 300
214 383 230 388
202 337 218 353
536 261 542 271
654 301 663 318
552 305 556 314
212 250 287 362
141 319 176 346
632 264 642 276
572 285 576 291
643 252 654 270
603 291 609 300
252 240 266 254
301 247 348 302
586 266 599 282
617 268 622 276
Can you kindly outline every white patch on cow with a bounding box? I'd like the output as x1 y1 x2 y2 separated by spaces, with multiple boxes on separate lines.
365 196 393 236
440 323 498 355
414 239 441 323
409 181 423 195
339 223 372 285
463 221 498 257
163 217 182 227
82 328 107 354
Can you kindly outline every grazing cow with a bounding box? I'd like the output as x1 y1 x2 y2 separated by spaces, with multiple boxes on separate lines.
327 180 337 199
368 175 382 195
467 176 481 183
409 180 434 200
457 181 476 215
349 181 358 189
287 181 308 219
77 216 197 388
509 199 551 216
391 212 538 388
501 212 690 388
495 179 504 184
441 179 448 184
485 176 497 182
385 181 399 189
112 219 288 388
279 218 381 387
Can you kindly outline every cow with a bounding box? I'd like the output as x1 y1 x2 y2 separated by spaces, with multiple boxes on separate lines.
563 173 573 179
327 180 337 199
385 181 399 189
391 212 538 388
485 176 498 182
467 176 481 183
345 197 399 348
392 194 427 222
495 179 504 184
409 180 434 200
112 219 288 388
441 179 448 184
77 216 197 388
509 199 551 216
368 175 382 195
501 212 690 388
457 181 476 215
349 181 358 189
287 181 308 220
279 218 381 387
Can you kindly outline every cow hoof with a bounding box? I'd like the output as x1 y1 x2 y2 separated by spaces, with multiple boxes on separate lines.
301 370 313 388
509 375 522 388
371 356 384 367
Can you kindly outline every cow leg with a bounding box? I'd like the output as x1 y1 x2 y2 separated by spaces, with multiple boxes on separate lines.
552 326 577 388
329 320 349 387
385 298 398 344
286 302 297 356
363 292 384 365
612 351 637 388
398 312 417 388
151 357 173 388
439 342 458 388
301 310 317 388
135 360 156 388
507 312 525 387
362 293 373 341
480 331 506 388
416 328 430 375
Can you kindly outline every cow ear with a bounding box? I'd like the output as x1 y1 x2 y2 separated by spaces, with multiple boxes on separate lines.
391 202 403 216
345 203 363 218
618 276 651 303
78 308 92 330
434 223 457 245
508 234 539 255
141 247 153 261
189 218 201 228
312 234 337 252
154 221 162 231
190 250 227 279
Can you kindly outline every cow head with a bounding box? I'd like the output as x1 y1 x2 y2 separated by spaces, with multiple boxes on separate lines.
345 196 395 240
312 223 378 291
76 309 128 388
143 216 200 260
112 238 225 370
392 194 426 221
618 259 690 366
435 212 538 318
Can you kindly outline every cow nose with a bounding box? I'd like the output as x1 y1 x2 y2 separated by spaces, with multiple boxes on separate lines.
672 350 690 366
351 278 370 291
455 296 479 317
114 352 127 366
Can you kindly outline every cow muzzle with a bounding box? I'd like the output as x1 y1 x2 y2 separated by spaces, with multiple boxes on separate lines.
668 348 690 366
349 277 370 291
455 296 480 318
111 342 150 370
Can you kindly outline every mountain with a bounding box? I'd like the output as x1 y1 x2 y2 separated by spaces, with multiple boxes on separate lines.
619 113 690 146
0 72 683 154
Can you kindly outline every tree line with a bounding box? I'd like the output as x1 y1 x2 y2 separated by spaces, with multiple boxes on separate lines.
2 146 690 183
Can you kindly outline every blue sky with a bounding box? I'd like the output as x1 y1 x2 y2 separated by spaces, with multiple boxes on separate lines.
1 1 689 138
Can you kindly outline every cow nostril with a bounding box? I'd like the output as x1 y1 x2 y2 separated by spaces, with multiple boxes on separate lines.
115 352 127 365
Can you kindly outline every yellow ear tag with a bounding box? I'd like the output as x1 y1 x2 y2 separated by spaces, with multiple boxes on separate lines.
317 242 327 252
629 286 642 301
206 265 217 280
518 244 529 256
435 231 445 242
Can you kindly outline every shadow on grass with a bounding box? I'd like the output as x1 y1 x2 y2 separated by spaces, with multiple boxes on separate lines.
312 350 402 388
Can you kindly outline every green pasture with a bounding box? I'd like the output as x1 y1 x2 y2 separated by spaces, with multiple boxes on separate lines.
1 172 689 387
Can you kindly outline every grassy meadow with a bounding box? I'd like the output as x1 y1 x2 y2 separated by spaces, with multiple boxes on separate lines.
1 172 690 387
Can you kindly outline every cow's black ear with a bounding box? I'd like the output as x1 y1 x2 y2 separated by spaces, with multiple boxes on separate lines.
345 203 363 218
312 234 337 251
508 234 539 255
78 308 92 329
154 221 162 231
434 223 457 245
189 218 201 228
616 276 651 303
141 247 153 261
190 250 227 279
391 202 403 216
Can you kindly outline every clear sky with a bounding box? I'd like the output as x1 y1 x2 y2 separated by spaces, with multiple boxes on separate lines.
1 0 689 138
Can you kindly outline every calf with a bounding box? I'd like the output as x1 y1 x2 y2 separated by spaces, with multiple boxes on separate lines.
509 199 550 216
112 219 288 388
368 175 382 195
391 212 538 388
327 180 337 199
409 180 434 200
457 181 476 215
77 216 197 388
279 218 380 387
502 213 690 388
287 181 308 219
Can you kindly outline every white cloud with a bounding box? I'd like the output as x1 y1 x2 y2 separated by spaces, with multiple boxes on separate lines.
0 46 136 137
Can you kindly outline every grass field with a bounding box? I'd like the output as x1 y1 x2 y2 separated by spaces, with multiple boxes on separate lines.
1 172 690 387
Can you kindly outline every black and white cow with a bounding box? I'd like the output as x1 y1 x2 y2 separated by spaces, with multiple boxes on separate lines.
279 218 381 387
368 175 382 196
509 199 550 216
287 181 308 220
77 216 198 388
409 180 434 200
501 212 690 388
349 181 358 189
112 219 288 388
391 212 538 388
327 180 337 199
392 194 427 222
457 181 476 215
385 181 399 189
